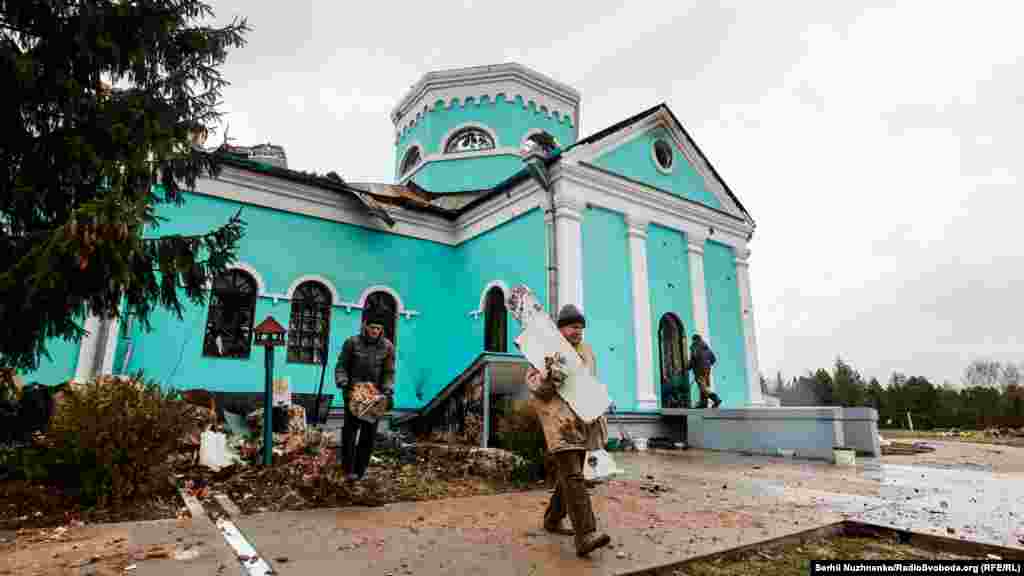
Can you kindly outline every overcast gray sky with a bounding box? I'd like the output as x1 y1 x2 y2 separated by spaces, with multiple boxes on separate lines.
207 1 1022 387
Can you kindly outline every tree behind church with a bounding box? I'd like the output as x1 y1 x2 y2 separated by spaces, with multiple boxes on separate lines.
0 1 251 372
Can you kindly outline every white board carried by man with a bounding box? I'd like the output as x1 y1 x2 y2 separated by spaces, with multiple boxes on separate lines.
506 285 621 481
506 285 611 421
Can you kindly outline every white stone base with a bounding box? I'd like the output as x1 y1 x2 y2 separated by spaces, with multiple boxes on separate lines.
662 406 880 461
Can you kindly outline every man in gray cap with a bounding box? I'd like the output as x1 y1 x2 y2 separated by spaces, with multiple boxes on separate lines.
525 303 611 557
335 306 396 481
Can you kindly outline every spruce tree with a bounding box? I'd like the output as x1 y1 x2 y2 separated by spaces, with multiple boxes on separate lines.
1 1 251 372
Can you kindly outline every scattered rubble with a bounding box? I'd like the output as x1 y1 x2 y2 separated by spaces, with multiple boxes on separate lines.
173 434 532 515
882 442 937 456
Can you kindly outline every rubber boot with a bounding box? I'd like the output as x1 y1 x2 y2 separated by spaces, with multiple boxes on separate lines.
565 474 611 556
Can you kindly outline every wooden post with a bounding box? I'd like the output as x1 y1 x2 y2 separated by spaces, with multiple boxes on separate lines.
263 345 274 465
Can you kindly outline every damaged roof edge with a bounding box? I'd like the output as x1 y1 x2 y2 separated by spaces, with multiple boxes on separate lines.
210 150 397 227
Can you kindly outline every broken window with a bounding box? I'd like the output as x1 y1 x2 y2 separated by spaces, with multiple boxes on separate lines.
202 269 258 359
483 286 507 353
287 281 332 364
400 146 421 176
653 139 673 171
526 132 558 154
444 127 495 154
658 313 689 408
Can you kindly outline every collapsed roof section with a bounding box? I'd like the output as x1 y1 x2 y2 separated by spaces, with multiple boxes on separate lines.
210 100 753 228
211 146 539 224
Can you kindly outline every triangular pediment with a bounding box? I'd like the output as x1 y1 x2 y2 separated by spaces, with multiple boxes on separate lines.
565 105 751 223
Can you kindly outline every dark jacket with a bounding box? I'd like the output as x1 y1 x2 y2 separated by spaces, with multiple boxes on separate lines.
334 333 396 394
690 341 716 372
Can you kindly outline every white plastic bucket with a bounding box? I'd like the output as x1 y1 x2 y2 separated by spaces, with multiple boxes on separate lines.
833 447 856 466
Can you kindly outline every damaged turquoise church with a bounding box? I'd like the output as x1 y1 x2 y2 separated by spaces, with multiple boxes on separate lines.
24 63 879 459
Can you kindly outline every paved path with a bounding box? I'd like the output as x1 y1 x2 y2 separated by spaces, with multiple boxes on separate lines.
6 440 1024 575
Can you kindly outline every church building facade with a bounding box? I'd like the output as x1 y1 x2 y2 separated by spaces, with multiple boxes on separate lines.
25 63 769 422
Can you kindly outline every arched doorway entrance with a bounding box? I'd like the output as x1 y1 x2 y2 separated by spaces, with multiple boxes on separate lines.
362 291 398 347
658 313 689 408
483 286 508 353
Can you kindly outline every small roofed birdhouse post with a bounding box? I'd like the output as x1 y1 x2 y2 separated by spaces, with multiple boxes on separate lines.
253 316 287 465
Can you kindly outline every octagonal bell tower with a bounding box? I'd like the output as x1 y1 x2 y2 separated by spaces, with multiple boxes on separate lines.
391 63 581 192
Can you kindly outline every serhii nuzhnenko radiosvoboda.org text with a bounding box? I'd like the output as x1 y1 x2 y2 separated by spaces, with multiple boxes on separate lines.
811 560 1024 574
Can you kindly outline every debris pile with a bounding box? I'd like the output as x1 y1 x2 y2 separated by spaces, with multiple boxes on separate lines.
882 442 937 455
174 440 529 515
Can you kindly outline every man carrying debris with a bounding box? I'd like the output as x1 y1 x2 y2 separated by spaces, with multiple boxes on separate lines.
525 304 611 557
335 308 396 481
690 334 721 408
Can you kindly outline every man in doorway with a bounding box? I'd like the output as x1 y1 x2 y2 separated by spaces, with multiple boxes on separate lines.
526 304 611 557
690 334 721 408
335 307 396 481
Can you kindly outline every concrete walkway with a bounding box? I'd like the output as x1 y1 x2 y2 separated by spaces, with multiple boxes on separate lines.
5 440 1024 575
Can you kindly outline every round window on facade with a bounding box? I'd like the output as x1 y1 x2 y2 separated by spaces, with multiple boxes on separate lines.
653 139 673 173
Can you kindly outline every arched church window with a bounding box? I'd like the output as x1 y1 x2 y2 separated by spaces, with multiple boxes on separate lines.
362 291 398 347
203 269 258 359
444 127 495 154
287 281 332 364
483 286 507 353
657 313 689 408
400 146 421 176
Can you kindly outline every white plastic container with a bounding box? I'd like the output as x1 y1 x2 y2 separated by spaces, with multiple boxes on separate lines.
633 438 649 451
833 447 856 466
199 431 230 470
583 449 622 482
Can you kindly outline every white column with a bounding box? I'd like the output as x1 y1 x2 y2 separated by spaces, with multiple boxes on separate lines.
735 246 766 406
687 233 712 390
100 315 120 375
627 214 658 411
686 233 710 343
74 313 102 382
553 183 585 313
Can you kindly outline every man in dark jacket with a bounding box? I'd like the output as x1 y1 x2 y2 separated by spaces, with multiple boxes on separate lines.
690 334 721 408
335 307 396 481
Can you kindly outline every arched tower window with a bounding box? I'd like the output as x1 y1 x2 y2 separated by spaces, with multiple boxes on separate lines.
658 313 689 408
362 291 398 347
400 145 421 176
483 286 507 353
287 281 332 364
203 269 258 359
444 127 495 154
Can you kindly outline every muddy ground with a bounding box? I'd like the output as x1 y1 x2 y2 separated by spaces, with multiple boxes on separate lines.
0 479 187 532
651 527 1001 576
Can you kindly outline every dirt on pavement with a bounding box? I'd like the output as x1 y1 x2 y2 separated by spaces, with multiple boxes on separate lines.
651 531 987 576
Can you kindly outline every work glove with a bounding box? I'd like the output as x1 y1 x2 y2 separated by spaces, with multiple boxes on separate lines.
544 354 568 386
